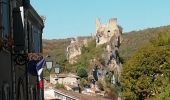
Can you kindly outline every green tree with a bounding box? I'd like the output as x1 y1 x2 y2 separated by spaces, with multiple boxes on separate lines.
159 78 170 100
80 78 88 87
76 39 104 68
43 68 50 77
121 33 170 99
77 67 88 78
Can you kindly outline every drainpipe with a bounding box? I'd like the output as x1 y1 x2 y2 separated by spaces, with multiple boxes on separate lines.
10 0 16 99
24 6 29 100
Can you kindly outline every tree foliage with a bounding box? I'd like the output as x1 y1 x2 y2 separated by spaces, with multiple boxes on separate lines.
75 39 105 70
121 32 170 99
77 67 88 78
55 83 66 89
43 25 170 72
119 25 170 62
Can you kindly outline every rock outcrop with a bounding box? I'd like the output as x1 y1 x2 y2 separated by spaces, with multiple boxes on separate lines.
95 18 122 46
66 37 91 64
66 18 123 84
66 38 82 64
95 18 123 84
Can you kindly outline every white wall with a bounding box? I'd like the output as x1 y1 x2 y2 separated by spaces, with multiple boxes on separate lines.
58 77 78 86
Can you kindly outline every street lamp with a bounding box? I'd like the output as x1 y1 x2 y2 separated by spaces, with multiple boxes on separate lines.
54 64 60 83
45 56 53 72
54 64 60 74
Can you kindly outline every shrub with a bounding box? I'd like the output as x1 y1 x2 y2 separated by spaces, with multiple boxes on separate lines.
77 67 88 78
55 83 65 89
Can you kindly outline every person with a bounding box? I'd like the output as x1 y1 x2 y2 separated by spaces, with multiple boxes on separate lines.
93 65 98 81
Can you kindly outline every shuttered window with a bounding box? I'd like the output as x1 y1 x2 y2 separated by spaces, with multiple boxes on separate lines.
32 25 41 53
0 0 10 39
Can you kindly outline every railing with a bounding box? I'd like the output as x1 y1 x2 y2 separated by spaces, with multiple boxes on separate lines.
54 90 77 100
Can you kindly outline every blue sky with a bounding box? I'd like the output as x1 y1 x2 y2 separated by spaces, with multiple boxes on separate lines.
31 0 170 39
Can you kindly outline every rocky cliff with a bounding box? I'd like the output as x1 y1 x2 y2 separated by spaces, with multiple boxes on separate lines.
95 18 122 46
95 18 123 83
66 18 123 84
66 38 82 64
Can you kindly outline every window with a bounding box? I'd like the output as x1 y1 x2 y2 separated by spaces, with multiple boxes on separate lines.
55 93 60 98
31 25 41 53
0 0 10 39
13 7 25 52
66 98 71 100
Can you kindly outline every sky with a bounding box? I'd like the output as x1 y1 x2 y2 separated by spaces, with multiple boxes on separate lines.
31 0 170 39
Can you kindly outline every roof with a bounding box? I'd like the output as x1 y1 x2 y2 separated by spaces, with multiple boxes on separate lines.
44 89 56 99
27 5 44 28
57 73 80 79
55 89 109 100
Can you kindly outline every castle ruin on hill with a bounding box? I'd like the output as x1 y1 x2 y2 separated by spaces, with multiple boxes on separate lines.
95 18 122 46
66 18 123 84
95 18 123 83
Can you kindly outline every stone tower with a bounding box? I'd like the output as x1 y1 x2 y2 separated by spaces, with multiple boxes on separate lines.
96 18 122 46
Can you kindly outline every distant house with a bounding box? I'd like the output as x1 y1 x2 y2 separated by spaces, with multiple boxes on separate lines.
58 74 80 85
50 73 80 86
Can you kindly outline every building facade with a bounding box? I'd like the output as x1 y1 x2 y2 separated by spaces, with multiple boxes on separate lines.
0 0 44 100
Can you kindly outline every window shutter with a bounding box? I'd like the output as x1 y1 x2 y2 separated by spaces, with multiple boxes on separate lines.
13 8 25 52
0 0 10 39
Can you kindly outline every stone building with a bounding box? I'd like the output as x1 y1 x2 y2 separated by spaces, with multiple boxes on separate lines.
50 73 80 86
0 0 44 100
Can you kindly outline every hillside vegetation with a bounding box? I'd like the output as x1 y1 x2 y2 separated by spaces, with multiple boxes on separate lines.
43 25 170 99
43 25 170 65
42 25 170 78
121 31 170 99
119 25 170 61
